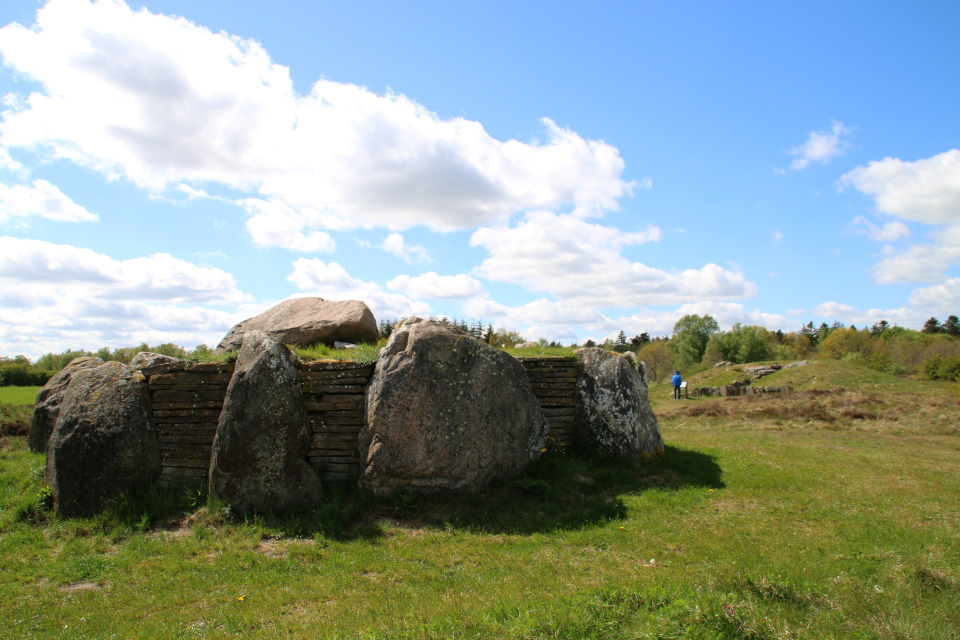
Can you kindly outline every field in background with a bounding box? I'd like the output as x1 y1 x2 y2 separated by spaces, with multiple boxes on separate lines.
0 386 38 437
0 366 958 638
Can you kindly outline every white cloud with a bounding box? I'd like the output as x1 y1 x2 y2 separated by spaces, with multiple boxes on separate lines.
0 179 97 223
789 121 852 170
286 258 431 319
786 308 806 317
0 236 253 357
387 272 485 299
909 278 960 310
470 211 755 307
841 150 960 225
813 301 858 317
843 150 960 284
0 0 631 240
772 230 783 242
381 232 431 263
850 216 910 242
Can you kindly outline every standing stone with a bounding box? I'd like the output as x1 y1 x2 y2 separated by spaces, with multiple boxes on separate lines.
216 297 378 352
359 317 548 496
576 348 664 462
209 331 321 513
29 357 103 453
45 361 160 517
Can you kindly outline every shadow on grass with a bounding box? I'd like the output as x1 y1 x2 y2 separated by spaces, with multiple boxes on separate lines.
33 443 722 542
399 444 724 536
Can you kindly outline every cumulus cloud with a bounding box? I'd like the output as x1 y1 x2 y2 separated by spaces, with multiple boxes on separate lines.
0 236 253 356
843 150 960 284
286 258 431 318
813 301 859 317
470 211 755 307
0 0 632 243
850 216 910 242
386 272 485 299
0 179 97 223
381 232 431 263
789 121 852 170
909 278 960 311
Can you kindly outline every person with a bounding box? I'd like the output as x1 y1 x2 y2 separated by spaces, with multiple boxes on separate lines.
672 370 682 400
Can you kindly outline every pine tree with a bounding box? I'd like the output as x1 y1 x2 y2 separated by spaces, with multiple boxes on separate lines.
922 317 942 334
942 315 960 337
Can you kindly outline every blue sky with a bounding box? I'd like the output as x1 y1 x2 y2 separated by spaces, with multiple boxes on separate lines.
0 0 958 357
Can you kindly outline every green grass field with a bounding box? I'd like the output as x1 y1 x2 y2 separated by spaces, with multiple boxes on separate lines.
1 366 958 638
0 385 41 406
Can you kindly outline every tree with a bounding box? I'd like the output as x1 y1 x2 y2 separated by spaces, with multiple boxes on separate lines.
922 317 942 334
613 331 628 353
943 315 960 337
584 339 597 348
483 323 494 344
637 341 674 384
630 332 651 350
870 320 890 336
488 327 525 349
670 314 720 370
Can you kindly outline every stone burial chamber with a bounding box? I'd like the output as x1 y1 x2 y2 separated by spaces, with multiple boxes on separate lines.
34 303 665 515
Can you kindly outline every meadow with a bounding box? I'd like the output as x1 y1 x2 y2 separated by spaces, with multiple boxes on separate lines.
0 362 958 639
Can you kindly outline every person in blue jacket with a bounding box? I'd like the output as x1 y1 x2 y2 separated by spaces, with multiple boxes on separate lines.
672 371 682 400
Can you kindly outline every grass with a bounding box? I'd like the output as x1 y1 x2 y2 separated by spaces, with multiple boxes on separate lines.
0 385 41 405
293 341 384 363
1 363 959 638
0 386 37 437
503 345 580 359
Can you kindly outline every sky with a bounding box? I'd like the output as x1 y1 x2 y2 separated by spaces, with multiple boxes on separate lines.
0 0 958 358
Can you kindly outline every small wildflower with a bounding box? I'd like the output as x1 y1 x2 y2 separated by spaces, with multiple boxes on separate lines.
709 489 714 492
540 448 547 452
237 595 247 602
619 527 625 530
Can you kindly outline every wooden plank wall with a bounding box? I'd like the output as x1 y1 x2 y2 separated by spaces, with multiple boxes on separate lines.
516 357 583 449
147 357 583 488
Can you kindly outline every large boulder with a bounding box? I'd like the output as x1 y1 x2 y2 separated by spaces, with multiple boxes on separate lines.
28 357 104 453
209 331 321 513
216 297 377 352
359 317 549 496
576 348 664 462
129 352 186 375
45 361 160 517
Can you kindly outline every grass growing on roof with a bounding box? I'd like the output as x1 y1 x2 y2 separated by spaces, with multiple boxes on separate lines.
502 345 580 359
293 340 384 363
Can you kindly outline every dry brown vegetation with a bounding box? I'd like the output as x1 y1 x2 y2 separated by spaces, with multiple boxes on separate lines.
660 388 960 435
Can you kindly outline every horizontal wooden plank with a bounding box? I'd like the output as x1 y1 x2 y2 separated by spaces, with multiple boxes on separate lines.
160 466 208 478
310 423 362 435
153 401 224 411
159 429 217 439
151 389 226 403
299 361 373 372
537 397 576 407
187 363 235 374
324 416 364 426
300 371 371 382
159 443 212 453
149 372 232 387
162 449 210 460
153 409 221 419
155 422 218 431
307 454 360 464
540 407 576 417
160 458 210 469
531 389 577 398
312 432 359 443
304 402 360 412
303 385 365 395
309 440 357 451
158 434 217 445
529 382 577 390
149 384 227 393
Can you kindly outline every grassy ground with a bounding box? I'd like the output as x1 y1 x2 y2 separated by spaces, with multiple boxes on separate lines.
0 386 38 437
1 368 959 638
